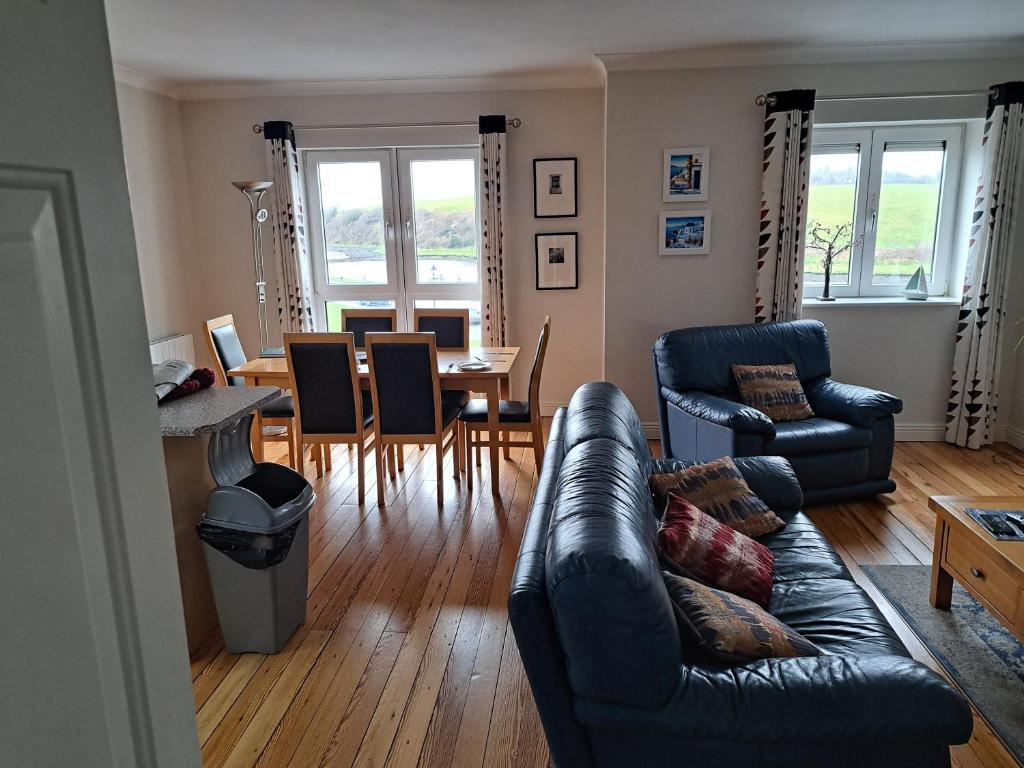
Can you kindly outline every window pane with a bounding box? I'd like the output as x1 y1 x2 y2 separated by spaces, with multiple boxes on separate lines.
413 299 482 345
325 299 396 332
872 147 943 286
409 159 479 284
317 162 388 285
805 151 859 286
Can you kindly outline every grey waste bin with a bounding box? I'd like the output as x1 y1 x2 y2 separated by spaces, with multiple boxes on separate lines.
198 417 315 654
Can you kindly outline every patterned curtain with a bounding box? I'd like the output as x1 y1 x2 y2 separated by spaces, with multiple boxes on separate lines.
264 121 315 333
479 115 508 346
754 89 816 324
945 82 1024 449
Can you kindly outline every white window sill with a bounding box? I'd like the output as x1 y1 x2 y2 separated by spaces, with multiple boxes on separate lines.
801 296 961 308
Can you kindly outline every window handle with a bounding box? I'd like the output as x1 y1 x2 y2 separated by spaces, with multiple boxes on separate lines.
868 209 877 232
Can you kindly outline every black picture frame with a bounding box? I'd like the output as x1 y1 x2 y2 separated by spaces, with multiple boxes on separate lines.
535 232 579 290
533 157 578 218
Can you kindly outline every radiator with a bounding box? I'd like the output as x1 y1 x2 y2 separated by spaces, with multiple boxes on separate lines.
149 333 196 366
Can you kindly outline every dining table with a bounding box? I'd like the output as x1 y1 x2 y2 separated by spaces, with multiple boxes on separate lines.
227 346 519 496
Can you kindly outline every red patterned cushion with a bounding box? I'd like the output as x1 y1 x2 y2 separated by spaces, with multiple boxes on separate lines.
663 573 820 663
658 494 774 607
649 456 786 538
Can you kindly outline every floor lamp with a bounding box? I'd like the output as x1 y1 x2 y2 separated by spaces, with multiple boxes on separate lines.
231 180 282 356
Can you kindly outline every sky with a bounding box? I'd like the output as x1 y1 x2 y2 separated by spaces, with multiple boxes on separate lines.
318 158 474 211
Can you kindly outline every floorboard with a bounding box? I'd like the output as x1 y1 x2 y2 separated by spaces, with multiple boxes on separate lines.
192 436 1021 767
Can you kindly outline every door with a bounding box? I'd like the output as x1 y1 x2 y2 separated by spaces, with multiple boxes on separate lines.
304 145 482 342
0 2 200 766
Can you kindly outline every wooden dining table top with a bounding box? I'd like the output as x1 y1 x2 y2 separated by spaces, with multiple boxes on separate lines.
227 346 520 382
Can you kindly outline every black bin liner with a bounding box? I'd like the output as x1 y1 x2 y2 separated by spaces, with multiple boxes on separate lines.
197 518 300 569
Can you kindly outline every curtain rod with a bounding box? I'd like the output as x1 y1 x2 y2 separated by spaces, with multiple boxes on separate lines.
251 117 522 134
753 88 995 107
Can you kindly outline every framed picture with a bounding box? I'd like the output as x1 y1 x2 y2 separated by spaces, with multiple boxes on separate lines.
662 147 709 202
659 210 710 256
534 157 577 218
536 232 579 289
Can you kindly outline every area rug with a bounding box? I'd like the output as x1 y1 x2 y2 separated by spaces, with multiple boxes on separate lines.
863 564 1024 762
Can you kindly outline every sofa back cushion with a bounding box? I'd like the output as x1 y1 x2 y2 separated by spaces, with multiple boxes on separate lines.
547 438 682 708
654 319 831 397
563 380 653 477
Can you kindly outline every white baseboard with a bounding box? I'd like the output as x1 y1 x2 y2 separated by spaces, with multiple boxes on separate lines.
893 423 947 441
1005 425 1024 450
540 402 567 417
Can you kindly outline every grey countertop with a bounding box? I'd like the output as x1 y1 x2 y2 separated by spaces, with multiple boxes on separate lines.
159 386 282 437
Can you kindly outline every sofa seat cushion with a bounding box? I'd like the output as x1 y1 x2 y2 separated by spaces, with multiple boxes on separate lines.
759 512 850 583
766 417 873 456
665 573 821 663
768 578 910 658
787 449 870 492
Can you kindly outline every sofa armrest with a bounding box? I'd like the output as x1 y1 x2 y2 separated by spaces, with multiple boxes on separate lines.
575 655 972 745
660 387 775 439
651 455 803 512
807 378 903 428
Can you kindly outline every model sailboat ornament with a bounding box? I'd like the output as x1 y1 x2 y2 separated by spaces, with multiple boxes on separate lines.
903 266 929 300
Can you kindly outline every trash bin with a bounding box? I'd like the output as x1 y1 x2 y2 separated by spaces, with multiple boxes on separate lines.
199 453 315 654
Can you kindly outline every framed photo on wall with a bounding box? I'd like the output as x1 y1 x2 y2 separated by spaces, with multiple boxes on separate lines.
659 210 710 256
536 232 578 289
662 147 709 202
534 157 578 218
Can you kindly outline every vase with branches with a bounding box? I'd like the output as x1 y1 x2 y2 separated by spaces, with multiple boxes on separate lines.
805 221 862 301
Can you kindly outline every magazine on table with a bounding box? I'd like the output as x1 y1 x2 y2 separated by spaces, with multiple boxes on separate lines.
153 359 194 402
965 508 1024 541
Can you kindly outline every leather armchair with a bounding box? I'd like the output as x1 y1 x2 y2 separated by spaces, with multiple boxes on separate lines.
653 319 902 505
509 382 970 768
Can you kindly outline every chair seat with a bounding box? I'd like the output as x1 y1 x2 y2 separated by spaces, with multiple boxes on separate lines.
260 395 294 419
766 417 873 456
442 402 462 428
458 399 531 424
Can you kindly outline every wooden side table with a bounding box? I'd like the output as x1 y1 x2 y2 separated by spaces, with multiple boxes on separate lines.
929 495 1024 645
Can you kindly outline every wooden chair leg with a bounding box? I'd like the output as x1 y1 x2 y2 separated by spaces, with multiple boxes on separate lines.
314 444 323 478
324 443 333 472
474 432 481 467
397 444 405 472
387 444 397 479
375 442 386 509
532 422 545 470
465 426 474 491
298 439 306 477
435 441 444 505
357 443 366 505
453 425 461 479
287 429 296 469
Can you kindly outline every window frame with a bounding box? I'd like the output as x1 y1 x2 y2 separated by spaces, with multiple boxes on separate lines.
804 122 964 299
302 145 482 331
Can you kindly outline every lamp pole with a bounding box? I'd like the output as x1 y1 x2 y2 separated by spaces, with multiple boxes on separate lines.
231 180 275 354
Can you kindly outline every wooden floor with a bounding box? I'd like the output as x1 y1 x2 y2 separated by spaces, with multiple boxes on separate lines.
191 434 1024 768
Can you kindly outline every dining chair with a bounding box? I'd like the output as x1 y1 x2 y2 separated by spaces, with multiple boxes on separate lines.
460 316 550 489
204 314 297 467
413 308 471 450
283 332 375 503
341 308 397 350
365 332 462 508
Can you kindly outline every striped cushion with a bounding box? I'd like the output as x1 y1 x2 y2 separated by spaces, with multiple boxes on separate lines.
663 573 820 663
649 456 786 538
731 363 814 422
658 494 775 607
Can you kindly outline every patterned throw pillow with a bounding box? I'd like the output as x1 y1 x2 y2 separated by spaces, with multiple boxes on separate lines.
731 363 814 422
658 494 775 607
649 457 785 538
663 572 820 663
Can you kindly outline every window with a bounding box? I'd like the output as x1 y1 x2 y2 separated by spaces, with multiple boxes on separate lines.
804 123 963 298
304 146 481 337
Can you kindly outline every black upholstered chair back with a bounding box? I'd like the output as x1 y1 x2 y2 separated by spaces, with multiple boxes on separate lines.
342 308 397 349
366 333 440 436
205 314 248 386
284 332 362 437
414 309 469 350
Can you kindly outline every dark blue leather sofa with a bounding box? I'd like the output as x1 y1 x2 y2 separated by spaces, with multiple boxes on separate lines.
510 382 971 768
653 319 903 505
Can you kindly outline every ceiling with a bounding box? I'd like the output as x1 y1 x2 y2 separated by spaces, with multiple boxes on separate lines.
105 0 1024 91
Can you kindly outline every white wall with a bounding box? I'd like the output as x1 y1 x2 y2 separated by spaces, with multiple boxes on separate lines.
176 87 605 406
116 83 206 361
604 57 1024 432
